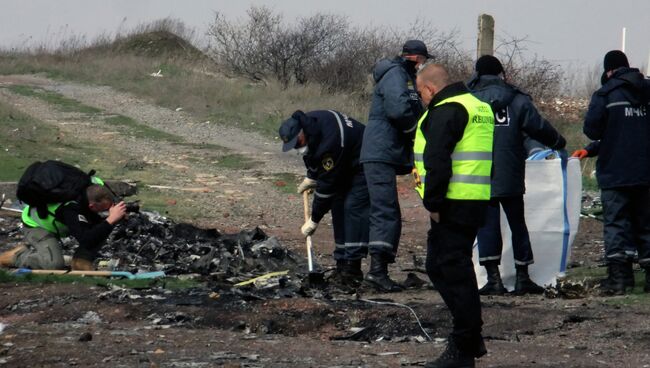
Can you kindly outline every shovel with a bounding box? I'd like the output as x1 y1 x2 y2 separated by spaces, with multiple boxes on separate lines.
13 268 166 280
302 190 325 286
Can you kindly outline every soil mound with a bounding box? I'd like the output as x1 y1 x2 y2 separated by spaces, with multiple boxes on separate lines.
87 31 206 59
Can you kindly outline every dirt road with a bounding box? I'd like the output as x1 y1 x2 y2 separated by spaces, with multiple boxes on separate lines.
1 75 649 367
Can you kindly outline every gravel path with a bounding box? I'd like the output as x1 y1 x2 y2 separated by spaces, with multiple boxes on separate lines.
0 74 303 175
0 76 315 254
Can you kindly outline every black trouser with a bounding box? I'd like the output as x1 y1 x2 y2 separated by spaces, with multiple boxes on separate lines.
477 195 534 266
426 218 483 355
602 186 650 266
364 162 405 262
331 171 370 261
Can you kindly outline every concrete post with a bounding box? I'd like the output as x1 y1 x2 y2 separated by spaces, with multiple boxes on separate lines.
477 14 495 58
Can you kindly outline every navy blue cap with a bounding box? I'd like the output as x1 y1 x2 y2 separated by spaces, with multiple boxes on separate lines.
279 117 301 152
402 40 434 59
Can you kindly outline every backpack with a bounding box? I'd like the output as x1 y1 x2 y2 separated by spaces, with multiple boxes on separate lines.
16 161 95 218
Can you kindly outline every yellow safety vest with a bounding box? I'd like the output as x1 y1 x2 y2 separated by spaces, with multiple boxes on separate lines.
22 203 69 236
413 93 494 200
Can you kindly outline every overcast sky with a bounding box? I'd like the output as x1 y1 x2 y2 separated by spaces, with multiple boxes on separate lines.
2 0 649 71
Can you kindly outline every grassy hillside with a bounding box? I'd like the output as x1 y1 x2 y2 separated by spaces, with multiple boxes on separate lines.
0 22 594 185
0 26 370 141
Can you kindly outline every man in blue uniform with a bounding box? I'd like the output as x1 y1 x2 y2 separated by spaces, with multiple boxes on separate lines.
583 50 650 294
279 110 369 285
360 40 432 291
467 55 567 295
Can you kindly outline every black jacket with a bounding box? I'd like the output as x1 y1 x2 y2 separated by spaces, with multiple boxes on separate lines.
420 82 488 227
54 194 114 254
360 57 423 172
299 110 365 222
467 75 566 197
583 67 650 189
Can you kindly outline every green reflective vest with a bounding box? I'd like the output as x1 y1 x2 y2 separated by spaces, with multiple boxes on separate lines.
413 93 494 200
22 203 69 236
21 176 105 236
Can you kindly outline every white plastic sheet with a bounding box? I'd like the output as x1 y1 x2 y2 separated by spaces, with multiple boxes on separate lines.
473 153 582 290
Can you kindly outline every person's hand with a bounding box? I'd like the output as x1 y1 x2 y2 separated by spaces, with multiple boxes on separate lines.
571 149 588 160
301 219 319 237
106 201 127 225
297 177 317 194
430 212 440 223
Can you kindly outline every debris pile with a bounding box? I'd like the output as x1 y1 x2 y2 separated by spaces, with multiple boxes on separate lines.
97 212 306 279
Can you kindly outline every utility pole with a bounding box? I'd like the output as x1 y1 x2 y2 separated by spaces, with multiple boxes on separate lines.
477 14 495 58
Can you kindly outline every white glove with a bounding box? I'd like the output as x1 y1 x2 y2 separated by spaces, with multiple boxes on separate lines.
301 219 319 237
297 177 317 194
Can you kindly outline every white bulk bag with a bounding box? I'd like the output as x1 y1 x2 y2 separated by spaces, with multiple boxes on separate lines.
473 151 582 290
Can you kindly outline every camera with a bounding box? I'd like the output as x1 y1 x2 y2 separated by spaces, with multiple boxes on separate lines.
124 201 140 213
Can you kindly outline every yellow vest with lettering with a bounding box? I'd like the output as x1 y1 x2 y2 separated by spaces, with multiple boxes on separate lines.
413 93 494 200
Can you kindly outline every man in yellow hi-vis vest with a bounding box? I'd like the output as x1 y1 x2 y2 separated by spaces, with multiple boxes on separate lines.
0 185 126 270
414 63 494 368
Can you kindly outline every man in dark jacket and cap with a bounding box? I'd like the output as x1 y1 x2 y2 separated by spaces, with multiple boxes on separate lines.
582 50 650 294
467 55 567 295
359 40 432 292
279 110 369 286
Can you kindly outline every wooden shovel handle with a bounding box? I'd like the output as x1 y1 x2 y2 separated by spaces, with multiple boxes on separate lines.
22 270 114 277
302 190 311 222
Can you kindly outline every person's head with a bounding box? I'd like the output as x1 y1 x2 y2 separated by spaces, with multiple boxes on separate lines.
401 40 434 69
278 110 309 152
475 54 505 78
86 185 114 213
603 50 629 78
416 63 451 105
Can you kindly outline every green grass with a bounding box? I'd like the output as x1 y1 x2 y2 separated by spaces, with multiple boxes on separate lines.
564 265 650 304
0 269 201 289
268 172 300 194
6 85 101 114
215 153 259 170
104 114 183 143
0 100 212 222
0 100 98 180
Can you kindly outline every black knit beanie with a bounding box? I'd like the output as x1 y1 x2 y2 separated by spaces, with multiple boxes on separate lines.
603 50 629 72
475 55 504 76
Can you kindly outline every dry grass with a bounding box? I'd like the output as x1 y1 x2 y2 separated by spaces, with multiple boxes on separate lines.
0 52 369 139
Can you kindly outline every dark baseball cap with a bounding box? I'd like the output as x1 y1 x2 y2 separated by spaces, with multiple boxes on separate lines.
402 40 434 59
278 117 302 152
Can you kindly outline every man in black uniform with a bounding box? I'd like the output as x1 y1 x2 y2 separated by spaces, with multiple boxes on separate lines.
415 64 493 367
0 184 126 270
279 110 369 284
467 55 567 295
583 50 650 294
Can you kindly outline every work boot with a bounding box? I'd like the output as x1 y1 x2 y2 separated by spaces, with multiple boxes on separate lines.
478 261 507 296
364 254 403 292
71 258 94 271
599 263 627 295
513 265 545 295
424 338 475 368
341 259 364 285
621 262 635 288
643 267 650 293
0 245 26 267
